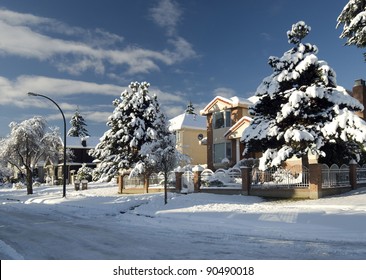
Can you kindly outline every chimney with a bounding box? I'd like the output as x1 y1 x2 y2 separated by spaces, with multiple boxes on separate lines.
352 79 366 120
354 79 365 87
81 139 87 147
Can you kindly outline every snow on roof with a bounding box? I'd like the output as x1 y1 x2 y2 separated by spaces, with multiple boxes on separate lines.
169 113 206 131
200 96 253 115
62 136 100 149
224 116 253 138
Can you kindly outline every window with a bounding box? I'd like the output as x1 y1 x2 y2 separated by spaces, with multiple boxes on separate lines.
213 111 224 129
225 110 231 128
213 110 231 129
213 142 232 164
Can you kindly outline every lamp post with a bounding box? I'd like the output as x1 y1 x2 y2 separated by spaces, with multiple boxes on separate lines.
28 92 67 198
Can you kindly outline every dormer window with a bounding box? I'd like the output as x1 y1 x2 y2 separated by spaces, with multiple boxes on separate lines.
212 110 231 129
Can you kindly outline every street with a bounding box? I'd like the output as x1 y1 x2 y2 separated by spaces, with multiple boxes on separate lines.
1 203 366 260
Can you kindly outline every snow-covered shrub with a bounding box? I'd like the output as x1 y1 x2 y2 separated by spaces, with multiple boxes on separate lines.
77 164 93 182
13 182 26 189
91 168 102 182
201 174 225 187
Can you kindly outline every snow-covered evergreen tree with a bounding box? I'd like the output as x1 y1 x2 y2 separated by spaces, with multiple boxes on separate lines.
337 0 366 55
67 109 89 137
130 110 185 204
185 101 196 115
90 81 162 182
0 117 62 194
241 21 366 170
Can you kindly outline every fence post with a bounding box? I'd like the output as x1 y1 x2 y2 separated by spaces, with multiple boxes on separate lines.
349 160 357 190
118 174 124 194
241 166 251 195
192 165 204 192
309 164 322 199
175 170 184 193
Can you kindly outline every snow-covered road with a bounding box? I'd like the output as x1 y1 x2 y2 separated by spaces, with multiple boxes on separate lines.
1 183 366 259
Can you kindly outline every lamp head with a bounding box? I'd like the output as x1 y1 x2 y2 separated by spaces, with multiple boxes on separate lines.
27 92 39 96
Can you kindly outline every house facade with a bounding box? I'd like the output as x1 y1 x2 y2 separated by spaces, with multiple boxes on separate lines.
43 136 100 184
200 96 254 170
169 113 207 165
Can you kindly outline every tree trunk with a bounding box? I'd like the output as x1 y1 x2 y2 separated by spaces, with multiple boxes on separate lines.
144 174 149 193
26 167 33 195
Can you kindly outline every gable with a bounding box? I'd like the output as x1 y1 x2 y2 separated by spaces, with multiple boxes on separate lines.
200 96 233 115
200 96 252 116
224 116 252 139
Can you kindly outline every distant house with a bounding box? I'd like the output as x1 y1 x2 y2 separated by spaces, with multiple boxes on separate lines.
200 96 256 170
43 136 100 184
169 113 207 165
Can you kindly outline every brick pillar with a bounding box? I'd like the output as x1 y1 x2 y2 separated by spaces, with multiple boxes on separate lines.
241 166 251 195
309 164 322 199
349 160 358 190
193 171 202 192
192 165 204 193
175 171 184 193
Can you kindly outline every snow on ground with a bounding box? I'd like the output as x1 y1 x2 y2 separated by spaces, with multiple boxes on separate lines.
1 182 366 259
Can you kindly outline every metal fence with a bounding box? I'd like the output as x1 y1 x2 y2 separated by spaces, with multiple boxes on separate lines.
200 168 242 188
322 164 349 188
356 164 366 184
251 165 309 189
123 175 144 189
123 172 175 189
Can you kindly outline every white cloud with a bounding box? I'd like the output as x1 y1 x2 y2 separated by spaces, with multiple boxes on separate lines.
0 75 189 122
150 0 182 36
0 7 195 76
46 110 110 124
213 87 237 98
167 37 197 62
84 111 111 124
0 75 121 110
162 104 186 119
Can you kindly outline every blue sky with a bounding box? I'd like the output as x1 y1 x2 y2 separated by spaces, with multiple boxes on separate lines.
0 0 364 137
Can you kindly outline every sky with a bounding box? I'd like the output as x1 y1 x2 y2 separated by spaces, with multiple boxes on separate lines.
0 0 364 138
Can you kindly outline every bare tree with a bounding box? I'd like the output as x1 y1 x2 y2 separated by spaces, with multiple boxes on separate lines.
0 117 62 194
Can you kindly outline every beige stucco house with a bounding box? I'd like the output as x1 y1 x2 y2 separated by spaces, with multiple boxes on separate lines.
169 113 207 165
200 96 255 170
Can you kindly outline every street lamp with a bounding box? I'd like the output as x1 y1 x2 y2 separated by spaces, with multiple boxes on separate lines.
28 92 67 198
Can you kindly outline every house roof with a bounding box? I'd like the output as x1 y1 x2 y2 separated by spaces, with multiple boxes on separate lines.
224 116 253 139
169 113 206 131
61 136 100 149
200 96 253 116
